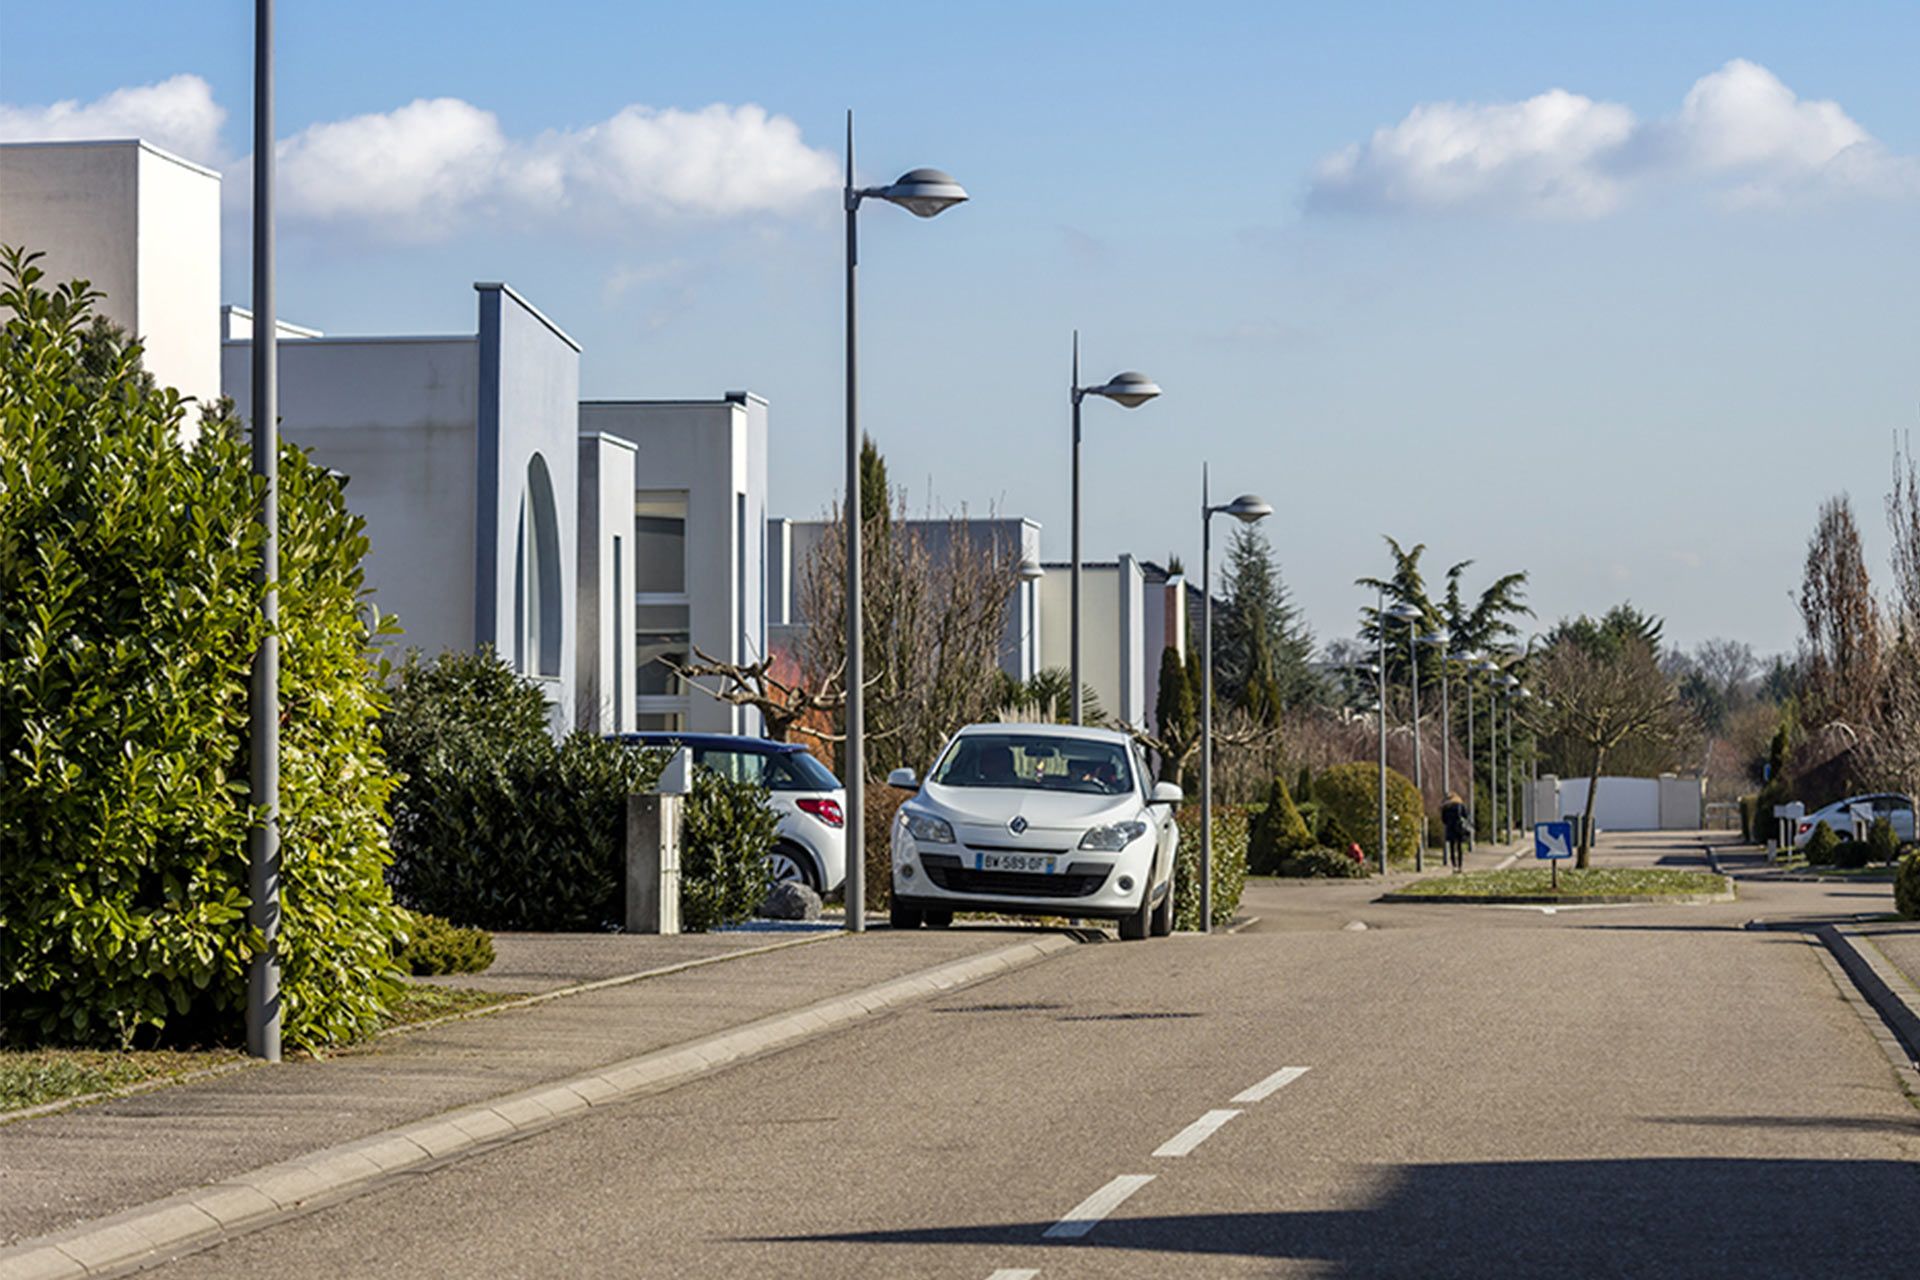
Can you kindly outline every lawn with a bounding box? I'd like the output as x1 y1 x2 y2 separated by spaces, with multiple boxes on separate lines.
1393 867 1731 899
377 982 520 1031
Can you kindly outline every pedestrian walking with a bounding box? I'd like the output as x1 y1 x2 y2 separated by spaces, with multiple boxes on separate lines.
1441 792 1469 871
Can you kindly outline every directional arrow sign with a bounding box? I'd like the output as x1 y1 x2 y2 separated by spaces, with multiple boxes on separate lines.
1535 821 1574 861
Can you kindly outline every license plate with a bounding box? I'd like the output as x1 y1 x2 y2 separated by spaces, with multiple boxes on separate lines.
976 851 1059 874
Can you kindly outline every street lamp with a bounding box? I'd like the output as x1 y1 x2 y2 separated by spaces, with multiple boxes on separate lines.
1200 471 1270 932
1503 675 1521 842
842 114 967 933
1475 658 1501 846
1384 601 1424 871
1421 628 1453 807
1070 335 1159 725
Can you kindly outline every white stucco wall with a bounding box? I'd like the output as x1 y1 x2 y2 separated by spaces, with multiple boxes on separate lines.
1039 558 1147 726
577 433 639 734
0 140 220 406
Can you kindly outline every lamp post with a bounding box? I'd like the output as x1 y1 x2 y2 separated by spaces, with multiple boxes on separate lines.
1375 589 1390 876
842 114 967 933
1070 336 1159 725
1200 470 1271 932
1384 601 1424 870
1423 629 1453 806
1477 659 1501 846
1504 676 1521 842
1461 653 1480 850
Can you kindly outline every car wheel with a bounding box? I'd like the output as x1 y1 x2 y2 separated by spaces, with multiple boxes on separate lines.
1150 875 1174 937
922 909 954 929
889 901 923 930
1119 883 1153 941
766 844 819 892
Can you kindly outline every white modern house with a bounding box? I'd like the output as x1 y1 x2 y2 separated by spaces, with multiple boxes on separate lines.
0 140 221 406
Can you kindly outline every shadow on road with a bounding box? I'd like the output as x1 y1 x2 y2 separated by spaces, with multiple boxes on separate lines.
1647 1114 1920 1135
756 1159 1917 1276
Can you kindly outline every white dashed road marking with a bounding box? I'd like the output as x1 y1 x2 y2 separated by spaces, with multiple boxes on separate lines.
986 1270 1040 1279
1041 1174 1156 1239
1231 1065 1310 1103
1152 1108 1242 1157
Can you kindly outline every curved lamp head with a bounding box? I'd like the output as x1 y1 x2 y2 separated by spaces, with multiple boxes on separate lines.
1504 675 1522 690
1422 628 1452 649
1016 558 1046 582
1384 601 1423 624
1089 371 1161 408
1222 493 1272 524
877 168 969 218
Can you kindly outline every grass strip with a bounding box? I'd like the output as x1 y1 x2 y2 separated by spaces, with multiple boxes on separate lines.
0 1048 243 1113
377 982 521 1030
1393 867 1729 899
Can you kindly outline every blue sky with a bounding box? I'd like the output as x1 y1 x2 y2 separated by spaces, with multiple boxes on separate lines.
5 1 1918 657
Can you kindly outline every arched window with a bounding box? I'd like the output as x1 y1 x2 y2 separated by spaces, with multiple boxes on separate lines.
513 453 563 678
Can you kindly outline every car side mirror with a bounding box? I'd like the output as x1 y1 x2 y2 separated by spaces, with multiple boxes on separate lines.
1148 781 1184 806
887 768 919 791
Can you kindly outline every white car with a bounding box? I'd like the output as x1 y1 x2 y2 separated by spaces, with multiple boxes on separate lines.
1792 792 1916 847
886 724 1183 940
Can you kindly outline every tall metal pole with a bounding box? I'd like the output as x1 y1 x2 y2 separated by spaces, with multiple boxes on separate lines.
1070 335 1084 725
1505 690 1515 844
1439 658 1451 803
842 113 866 933
1408 623 1423 871
246 0 282 1062
1465 671 1475 850
1489 681 1501 847
1199 466 1214 932
1376 588 1388 876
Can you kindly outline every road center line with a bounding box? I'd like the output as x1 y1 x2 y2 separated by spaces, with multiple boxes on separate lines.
1231 1065 1310 1103
1152 1108 1241 1157
1042 1174 1155 1239
986 1271 1040 1279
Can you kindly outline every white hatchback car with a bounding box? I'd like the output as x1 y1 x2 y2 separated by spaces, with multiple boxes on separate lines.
1791 792 1916 847
886 724 1183 940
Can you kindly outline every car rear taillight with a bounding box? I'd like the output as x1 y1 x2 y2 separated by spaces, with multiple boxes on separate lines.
798 798 844 828
1798 822 1811 835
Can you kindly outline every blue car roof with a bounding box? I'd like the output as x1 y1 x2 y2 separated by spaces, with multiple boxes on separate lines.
612 732 810 756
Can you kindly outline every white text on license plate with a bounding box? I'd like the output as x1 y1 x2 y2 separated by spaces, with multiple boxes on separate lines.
976 851 1059 874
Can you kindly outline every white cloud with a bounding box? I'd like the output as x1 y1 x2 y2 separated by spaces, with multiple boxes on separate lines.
1309 59 1919 217
0 75 225 164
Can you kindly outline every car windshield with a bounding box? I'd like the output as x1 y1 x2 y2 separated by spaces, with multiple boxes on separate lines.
694 748 840 792
930 734 1133 796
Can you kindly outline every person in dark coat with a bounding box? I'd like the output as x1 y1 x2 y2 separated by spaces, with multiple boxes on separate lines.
1441 792 1470 871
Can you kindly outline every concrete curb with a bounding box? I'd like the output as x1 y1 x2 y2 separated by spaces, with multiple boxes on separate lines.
1804 930 1920 1102
0 933 1080 1280
1819 925 1920 1066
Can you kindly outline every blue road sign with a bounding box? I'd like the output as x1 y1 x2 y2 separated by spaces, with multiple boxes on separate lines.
1535 821 1574 860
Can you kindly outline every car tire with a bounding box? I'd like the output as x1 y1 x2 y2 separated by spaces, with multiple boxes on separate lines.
1119 884 1153 942
922 909 954 929
1149 875 1174 937
889 901 923 930
767 843 819 892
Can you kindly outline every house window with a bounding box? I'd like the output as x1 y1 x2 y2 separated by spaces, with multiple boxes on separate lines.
634 491 687 594
513 453 563 678
635 603 690 697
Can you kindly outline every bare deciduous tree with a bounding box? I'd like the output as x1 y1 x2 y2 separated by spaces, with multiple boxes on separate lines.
1874 438 1920 797
1799 495 1882 737
663 646 847 745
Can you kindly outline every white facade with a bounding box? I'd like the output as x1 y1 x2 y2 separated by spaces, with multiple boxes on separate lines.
577 434 640 734
224 283 582 722
0 140 221 406
1040 555 1150 728
579 396 771 735
1536 774 1705 832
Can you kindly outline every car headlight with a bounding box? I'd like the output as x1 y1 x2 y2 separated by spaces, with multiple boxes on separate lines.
1079 820 1148 852
903 811 956 844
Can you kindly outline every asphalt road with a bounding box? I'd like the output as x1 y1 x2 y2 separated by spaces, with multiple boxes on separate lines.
159 850 1919 1278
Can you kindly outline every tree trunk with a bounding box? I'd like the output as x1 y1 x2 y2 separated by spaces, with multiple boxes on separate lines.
1578 747 1605 869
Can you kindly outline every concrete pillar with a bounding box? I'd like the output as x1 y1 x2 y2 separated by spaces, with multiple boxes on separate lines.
624 793 683 934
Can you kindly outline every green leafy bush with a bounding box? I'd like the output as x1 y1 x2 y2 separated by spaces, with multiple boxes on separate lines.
1313 762 1423 869
681 770 779 932
1752 777 1792 846
0 249 405 1050
1173 805 1248 930
1866 816 1900 866
1277 846 1370 878
1248 774 1314 873
1803 820 1839 866
1832 838 1871 870
395 912 495 975
1895 851 1920 919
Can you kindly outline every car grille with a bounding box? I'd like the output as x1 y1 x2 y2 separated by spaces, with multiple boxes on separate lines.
919 853 1111 899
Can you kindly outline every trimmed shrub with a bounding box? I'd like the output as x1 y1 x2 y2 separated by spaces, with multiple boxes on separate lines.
1866 816 1900 866
1752 777 1792 846
1832 838 1871 870
1895 851 1920 919
863 783 910 910
0 251 405 1051
1803 820 1839 867
1173 804 1248 930
1277 846 1370 879
680 770 779 932
1248 774 1314 873
395 912 495 976
1314 762 1423 869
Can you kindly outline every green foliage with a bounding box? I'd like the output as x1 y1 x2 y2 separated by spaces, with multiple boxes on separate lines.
1804 820 1839 866
1153 645 1195 783
858 434 889 536
394 912 495 976
385 650 665 930
1752 776 1793 846
1247 775 1314 873
1318 810 1354 851
1895 851 1920 919
1314 762 1423 868
0 247 404 1050
680 770 779 932
1832 838 1871 870
1866 816 1900 866
1216 524 1318 716
1276 846 1370 878
1173 804 1247 930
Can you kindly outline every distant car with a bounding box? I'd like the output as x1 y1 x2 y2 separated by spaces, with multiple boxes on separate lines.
1792 793 1916 846
886 724 1183 940
616 733 846 893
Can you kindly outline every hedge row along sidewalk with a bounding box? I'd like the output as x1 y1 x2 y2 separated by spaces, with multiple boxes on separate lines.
1380 867 1735 905
0 927 1083 1276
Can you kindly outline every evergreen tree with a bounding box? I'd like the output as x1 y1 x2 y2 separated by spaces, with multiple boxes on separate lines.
1154 645 1196 782
1216 524 1317 716
858 434 889 536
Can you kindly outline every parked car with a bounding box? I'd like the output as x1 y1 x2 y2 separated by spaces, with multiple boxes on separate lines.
616 733 846 893
886 724 1183 940
1792 793 1916 846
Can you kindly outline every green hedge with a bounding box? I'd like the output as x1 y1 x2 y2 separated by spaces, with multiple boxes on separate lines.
1804 821 1839 866
1896 851 1920 919
395 912 495 976
0 249 405 1050
1248 775 1314 874
1173 805 1247 930
1277 846 1371 879
680 771 778 932
1314 762 1423 869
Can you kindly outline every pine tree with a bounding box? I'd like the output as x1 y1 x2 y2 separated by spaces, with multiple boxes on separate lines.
1216 524 1317 716
858 434 890 536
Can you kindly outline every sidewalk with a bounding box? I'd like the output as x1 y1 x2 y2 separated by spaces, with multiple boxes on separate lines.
0 924 1071 1251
